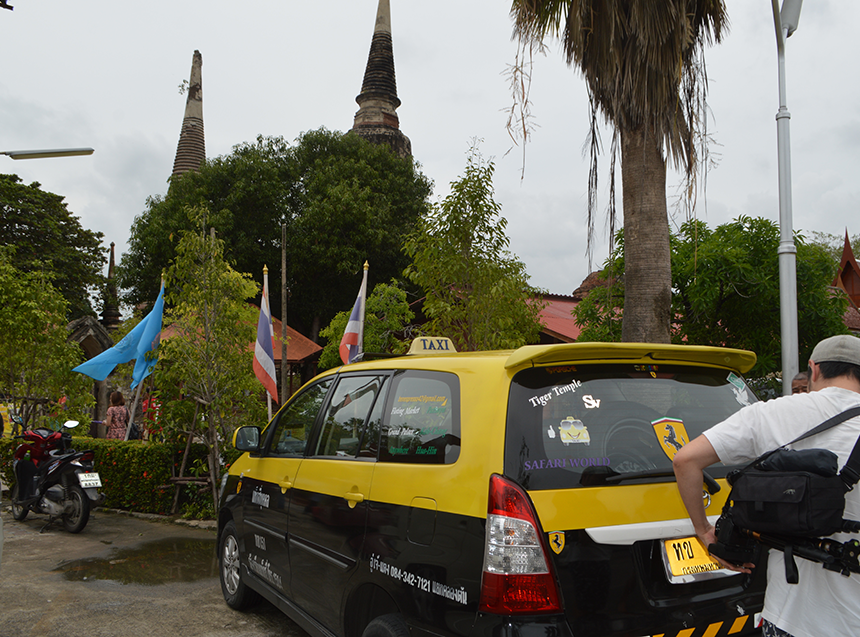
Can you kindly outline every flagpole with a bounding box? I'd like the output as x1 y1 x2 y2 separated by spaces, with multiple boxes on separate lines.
281 223 288 404
124 381 145 441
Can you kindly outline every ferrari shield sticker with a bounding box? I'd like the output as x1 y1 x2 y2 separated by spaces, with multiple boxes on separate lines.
651 418 690 461
548 531 565 554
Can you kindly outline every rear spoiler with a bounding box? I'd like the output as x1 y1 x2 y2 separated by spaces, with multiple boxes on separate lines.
505 342 756 374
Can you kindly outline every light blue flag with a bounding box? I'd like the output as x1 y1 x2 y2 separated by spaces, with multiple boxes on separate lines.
131 284 165 389
73 284 165 384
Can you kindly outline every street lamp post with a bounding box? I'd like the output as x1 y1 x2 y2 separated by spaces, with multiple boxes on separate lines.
772 0 802 396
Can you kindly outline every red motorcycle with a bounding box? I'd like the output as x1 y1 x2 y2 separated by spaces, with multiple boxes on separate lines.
11 420 103 533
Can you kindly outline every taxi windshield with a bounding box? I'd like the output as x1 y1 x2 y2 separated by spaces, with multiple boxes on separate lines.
504 363 757 490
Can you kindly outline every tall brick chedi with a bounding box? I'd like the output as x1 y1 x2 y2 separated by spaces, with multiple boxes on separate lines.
172 50 205 176
350 0 411 159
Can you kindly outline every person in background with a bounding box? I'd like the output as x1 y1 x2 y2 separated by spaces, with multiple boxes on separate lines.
104 391 130 440
791 370 809 394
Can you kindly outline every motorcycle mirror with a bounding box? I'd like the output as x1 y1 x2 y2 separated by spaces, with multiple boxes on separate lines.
63 420 80 429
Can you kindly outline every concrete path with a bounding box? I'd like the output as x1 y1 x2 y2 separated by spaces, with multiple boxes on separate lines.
0 506 305 637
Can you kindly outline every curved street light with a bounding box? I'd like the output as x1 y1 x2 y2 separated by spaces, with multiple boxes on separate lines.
2 147 94 160
772 0 803 395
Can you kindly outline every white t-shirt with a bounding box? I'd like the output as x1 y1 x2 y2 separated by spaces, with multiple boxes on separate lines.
705 387 860 637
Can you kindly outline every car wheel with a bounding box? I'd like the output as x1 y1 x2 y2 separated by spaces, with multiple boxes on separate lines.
219 520 260 610
361 614 410 637
10 482 28 521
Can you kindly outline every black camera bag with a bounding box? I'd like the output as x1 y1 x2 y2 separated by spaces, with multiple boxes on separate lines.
724 406 860 538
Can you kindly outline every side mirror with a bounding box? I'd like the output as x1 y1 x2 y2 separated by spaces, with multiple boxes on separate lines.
63 420 80 430
233 426 261 453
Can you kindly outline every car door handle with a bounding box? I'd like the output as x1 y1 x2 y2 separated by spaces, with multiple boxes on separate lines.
344 489 365 508
279 478 293 494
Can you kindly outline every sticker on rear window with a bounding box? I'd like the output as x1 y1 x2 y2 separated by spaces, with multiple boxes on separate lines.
528 380 582 407
558 417 590 446
651 418 690 460
523 457 610 471
635 364 659 377
732 385 751 407
726 372 745 390
726 372 752 406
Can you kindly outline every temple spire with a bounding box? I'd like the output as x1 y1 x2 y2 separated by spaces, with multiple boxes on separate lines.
350 0 411 158
833 230 860 309
172 50 205 177
100 242 121 331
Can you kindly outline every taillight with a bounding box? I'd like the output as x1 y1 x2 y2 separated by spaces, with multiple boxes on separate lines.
81 452 94 462
479 474 562 615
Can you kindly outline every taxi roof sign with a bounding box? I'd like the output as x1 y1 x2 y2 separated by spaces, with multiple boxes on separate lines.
408 337 457 355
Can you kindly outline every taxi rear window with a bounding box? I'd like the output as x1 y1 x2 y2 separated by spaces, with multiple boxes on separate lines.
378 370 460 464
504 363 756 490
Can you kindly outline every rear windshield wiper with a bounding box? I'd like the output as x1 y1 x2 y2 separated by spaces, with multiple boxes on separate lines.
580 466 721 494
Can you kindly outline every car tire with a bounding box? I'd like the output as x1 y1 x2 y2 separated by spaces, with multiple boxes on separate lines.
219 520 260 610
10 482 28 521
362 614 410 637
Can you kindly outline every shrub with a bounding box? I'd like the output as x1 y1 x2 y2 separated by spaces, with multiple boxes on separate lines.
0 436 221 516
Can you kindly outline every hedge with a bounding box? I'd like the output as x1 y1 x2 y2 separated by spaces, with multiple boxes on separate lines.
0 434 238 516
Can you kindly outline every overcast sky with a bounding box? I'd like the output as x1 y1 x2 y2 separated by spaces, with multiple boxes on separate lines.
1 1 857 306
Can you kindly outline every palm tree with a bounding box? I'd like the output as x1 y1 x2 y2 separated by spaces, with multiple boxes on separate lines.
510 0 727 342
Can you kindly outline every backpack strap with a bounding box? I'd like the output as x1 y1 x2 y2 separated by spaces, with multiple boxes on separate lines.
738 406 860 478
787 406 860 446
790 406 860 489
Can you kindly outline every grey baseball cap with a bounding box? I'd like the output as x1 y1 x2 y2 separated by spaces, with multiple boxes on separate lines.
810 335 860 366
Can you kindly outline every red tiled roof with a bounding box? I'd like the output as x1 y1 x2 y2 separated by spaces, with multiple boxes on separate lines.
538 294 581 343
845 306 860 333
160 309 322 364
264 314 322 363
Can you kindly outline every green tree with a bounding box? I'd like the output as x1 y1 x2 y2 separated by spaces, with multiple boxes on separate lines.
0 247 94 430
318 281 415 371
510 1 727 343
153 215 265 511
0 174 106 319
404 147 545 351
119 129 432 340
574 217 849 377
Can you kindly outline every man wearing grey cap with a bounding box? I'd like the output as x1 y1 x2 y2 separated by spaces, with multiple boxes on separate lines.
674 335 860 637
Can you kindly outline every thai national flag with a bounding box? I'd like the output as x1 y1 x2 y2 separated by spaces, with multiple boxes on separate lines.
339 263 368 365
253 278 278 402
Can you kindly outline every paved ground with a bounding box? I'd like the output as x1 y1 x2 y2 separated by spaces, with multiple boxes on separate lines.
0 504 306 637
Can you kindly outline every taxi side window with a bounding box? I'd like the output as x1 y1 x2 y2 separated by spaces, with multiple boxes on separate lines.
313 375 386 458
267 379 333 458
379 370 460 464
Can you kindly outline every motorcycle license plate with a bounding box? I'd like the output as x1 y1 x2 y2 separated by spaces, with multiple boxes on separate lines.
661 536 734 583
78 472 102 489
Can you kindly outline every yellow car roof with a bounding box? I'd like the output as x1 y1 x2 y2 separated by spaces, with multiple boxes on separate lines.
504 342 756 374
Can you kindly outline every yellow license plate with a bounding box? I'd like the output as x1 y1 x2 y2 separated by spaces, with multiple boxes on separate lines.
663 536 722 577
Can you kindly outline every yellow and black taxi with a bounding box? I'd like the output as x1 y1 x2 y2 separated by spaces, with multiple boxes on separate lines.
217 338 767 637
